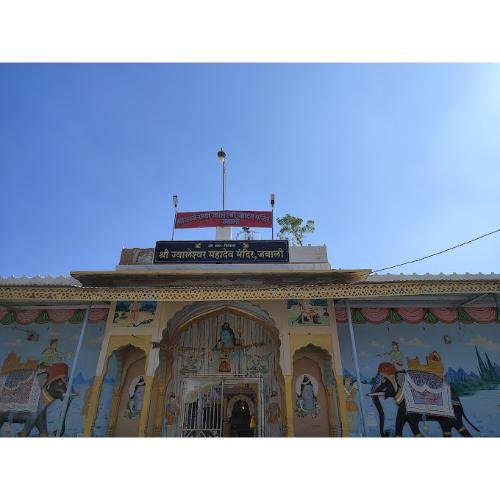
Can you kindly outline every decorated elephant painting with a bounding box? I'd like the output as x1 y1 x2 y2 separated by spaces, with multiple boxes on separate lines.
369 362 479 437
0 316 106 437
337 319 500 437
0 360 75 436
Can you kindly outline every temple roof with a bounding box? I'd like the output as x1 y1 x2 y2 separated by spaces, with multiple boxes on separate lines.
1 271 499 287
0 270 499 304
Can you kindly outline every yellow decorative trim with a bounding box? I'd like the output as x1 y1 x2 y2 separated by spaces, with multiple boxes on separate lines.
2 279 499 302
284 374 295 437
138 375 154 437
153 383 167 436
325 386 338 437
107 387 122 437
335 374 350 437
83 375 103 436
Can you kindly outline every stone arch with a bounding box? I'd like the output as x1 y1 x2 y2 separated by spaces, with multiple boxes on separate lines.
292 343 340 437
94 343 147 437
161 300 279 345
293 344 336 390
151 301 286 437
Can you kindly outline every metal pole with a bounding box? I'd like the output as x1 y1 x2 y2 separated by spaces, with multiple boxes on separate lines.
56 303 92 436
271 207 274 240
222 161 226 210
219 379 224 437
171 209 177 240
345 299 367 437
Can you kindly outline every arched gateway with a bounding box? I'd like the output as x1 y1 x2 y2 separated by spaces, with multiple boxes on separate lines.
152 301 285 437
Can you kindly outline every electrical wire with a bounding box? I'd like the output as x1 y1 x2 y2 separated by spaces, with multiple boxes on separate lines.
372 227 500 274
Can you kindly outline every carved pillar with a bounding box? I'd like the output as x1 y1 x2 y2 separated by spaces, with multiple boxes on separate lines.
284 374 295 437
153 349 169 436
326 386 338 437
153 383 167 436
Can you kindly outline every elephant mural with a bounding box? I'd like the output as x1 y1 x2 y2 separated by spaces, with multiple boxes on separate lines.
369 362 480 437
0 362 75 437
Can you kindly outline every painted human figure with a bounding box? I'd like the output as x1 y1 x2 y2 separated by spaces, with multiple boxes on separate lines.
296 375 320 417
378 341 405 371
40 338 69 367
165 394 179 426
129 301 141 326
38 338 70 388
126 375 145 419
298 300 318 323
219 323 236 348
344 376 359 434
214 322 243 373
267 391 282 435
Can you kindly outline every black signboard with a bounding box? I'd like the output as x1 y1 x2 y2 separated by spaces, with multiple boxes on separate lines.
154 240 289 264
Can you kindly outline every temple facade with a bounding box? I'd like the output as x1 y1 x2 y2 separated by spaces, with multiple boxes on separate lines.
1 243 499 437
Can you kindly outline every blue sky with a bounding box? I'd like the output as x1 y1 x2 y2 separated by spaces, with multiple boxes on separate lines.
0 64 499 276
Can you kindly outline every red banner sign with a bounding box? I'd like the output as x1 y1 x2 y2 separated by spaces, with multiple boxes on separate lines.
175 210 273 229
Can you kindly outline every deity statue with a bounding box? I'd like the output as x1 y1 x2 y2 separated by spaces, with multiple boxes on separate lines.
211 322 244 373
295 374 320 418
126 375 145 419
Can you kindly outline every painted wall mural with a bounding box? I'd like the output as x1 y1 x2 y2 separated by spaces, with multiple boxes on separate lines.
92 353 118 437
287 299 330 326
295 374 320 418
337 308 500 437
93 346 146 437
113 301 156 327
163 311 284 437
0 308 108 437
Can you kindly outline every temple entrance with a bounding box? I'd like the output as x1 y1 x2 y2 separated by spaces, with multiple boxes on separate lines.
159 303 286 437
180 376 262 437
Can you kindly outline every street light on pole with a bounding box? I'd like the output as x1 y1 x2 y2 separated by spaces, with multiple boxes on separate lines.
217 148 227 210
171 194 178 241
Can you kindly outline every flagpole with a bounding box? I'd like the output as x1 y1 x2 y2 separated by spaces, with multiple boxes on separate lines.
217 148 227 210
270 193 275 240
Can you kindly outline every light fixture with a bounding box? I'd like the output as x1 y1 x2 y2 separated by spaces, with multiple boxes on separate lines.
217 148 226 165
172 195 178 208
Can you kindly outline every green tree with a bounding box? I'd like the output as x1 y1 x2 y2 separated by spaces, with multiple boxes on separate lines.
276 213 315 246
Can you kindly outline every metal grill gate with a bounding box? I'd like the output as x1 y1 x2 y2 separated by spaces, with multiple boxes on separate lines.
180 376 263 437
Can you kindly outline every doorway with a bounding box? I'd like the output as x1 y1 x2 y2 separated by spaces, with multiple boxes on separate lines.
180 376 262 437
230 399 253 437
